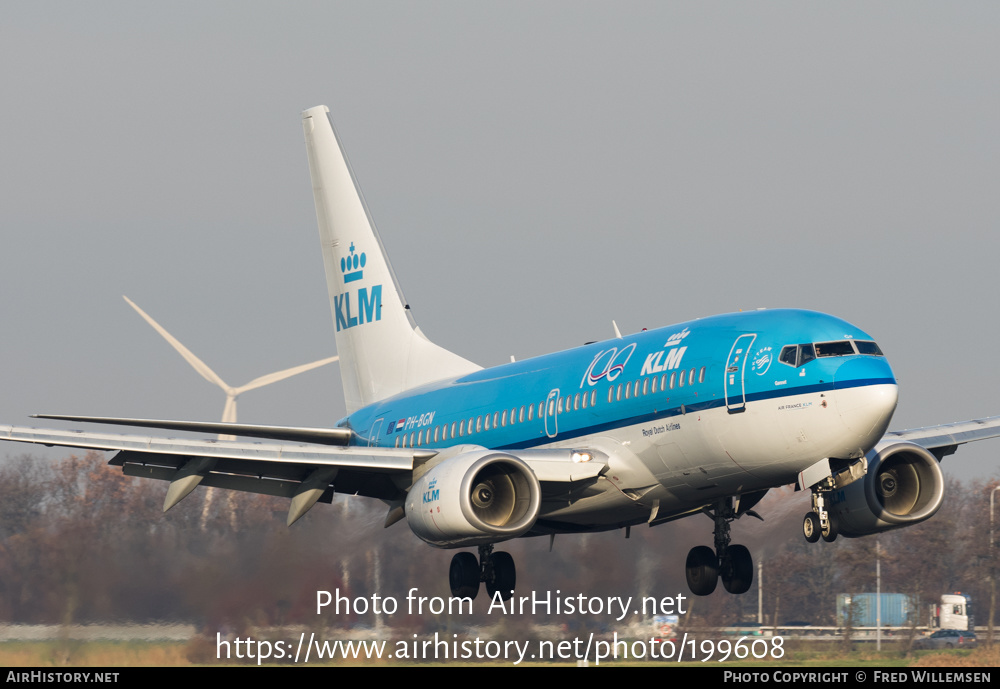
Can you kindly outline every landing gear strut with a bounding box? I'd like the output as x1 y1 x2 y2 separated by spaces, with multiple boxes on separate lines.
685 497 757 596
802 483 839 544
449 544 516 601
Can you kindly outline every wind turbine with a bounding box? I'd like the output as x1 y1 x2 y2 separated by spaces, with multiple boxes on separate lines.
123 295 339 529
123 295 338 439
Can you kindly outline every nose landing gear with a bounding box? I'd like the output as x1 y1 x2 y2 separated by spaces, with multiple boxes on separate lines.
802 482 839 544
799 455 868 545
449 544 516 601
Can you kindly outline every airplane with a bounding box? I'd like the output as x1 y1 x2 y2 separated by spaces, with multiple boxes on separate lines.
4 104 1000 600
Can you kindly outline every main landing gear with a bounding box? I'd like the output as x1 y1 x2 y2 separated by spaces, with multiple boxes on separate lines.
685 497 758 596
449 544 515 601
802 483 838 544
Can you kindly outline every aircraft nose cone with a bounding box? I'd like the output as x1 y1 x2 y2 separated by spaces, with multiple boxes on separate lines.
833 355 896 387
833 357 898 444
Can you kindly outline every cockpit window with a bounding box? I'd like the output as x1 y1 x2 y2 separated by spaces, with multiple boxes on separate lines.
815 341 856 357
855 340 884 356
779 345 797 366
779 343 817 368
799 343 816 365
781 339 882 366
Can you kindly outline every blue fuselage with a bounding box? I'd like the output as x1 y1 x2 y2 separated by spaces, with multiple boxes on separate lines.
345 308 898 529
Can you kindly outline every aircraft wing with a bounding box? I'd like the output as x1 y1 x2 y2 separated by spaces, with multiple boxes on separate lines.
2 423 432 503
0 422 607 520
882 414 1000 459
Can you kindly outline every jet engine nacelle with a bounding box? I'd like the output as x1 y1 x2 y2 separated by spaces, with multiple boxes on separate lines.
406 450 541 548
829 441 944 538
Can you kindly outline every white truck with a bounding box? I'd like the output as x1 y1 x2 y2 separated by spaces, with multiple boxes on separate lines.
929 593 972 631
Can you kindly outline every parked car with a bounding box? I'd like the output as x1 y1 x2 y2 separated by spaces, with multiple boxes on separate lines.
913 629 978 650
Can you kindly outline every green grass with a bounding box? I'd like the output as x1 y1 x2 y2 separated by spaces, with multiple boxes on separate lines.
1 639 995 667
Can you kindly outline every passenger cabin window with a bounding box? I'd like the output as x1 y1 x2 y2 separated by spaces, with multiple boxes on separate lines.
699 366 706 383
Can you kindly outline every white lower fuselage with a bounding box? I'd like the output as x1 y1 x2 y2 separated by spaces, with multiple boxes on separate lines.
534 382 898 530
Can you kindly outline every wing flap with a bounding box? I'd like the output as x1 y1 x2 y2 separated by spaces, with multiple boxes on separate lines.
122 462 325 501
112 448 408 500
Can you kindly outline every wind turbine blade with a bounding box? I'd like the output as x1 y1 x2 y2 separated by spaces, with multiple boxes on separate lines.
124 295 230 392
219 394 238 440
233 356 339 395
221 395 238 424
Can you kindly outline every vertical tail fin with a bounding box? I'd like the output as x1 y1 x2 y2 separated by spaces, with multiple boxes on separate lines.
302 106 480 413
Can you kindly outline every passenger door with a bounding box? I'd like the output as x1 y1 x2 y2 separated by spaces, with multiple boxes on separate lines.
725 334 756 413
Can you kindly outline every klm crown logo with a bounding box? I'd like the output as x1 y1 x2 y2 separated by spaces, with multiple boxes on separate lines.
334 241 382 332
341 242 367 283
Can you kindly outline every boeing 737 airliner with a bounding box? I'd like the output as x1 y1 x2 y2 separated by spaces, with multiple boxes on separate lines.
4 106 999 600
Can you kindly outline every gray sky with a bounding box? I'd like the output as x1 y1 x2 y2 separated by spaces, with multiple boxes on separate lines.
1 2 998 482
